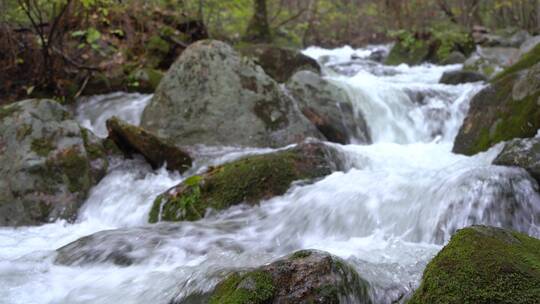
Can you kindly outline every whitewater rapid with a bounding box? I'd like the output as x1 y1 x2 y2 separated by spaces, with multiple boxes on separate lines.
1 46 538 304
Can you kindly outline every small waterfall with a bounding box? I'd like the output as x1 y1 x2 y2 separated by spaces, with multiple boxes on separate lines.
0 46 538 304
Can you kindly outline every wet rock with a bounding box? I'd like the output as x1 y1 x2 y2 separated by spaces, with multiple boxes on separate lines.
204 250 372 304
0 99 107 226
238 44 321 83
385 39 431 66
106 116 192 173
54 226 178 266
286 71 371 144
149 142 339 222
141 40 322 148
463 46 520 78
439 70 486 85
493 137 540 185
519 35 540 58
409 226 540 304
439 51 466 65
453 45 540 155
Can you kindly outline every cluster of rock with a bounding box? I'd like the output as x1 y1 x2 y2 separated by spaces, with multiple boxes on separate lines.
2 34 539 303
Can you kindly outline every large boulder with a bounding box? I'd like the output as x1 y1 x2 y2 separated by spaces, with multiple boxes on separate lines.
149 142 339 223
439 70 487 85
493 136 540 185
106 116 192 173
203 250 371 304
238 44 321 83
286 71 371 144
0 99 108 226
409 226 540 304
141 40 321 148
453 45 540 155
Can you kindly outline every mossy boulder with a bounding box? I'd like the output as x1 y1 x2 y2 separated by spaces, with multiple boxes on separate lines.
149 142 338 222
493 137 540 185
453 46 540 155
0 99 107 226
463 46 520 78
385 38 431 66
106 116 192 173
237 44 321 83
286 71 371 144
204 250 372 304
439 70 487 85
141 40 322 148
439 51 466 65
408 226 540 304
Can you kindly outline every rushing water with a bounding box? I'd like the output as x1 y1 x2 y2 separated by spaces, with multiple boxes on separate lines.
1 46 539 304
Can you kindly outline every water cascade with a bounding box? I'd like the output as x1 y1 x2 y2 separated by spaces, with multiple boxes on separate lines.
1 46 538 304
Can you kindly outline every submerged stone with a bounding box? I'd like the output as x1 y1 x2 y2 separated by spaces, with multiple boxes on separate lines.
409 226 540 304
204 250 372 304
149 142 339 223
106 116 192 173
0 99 107 226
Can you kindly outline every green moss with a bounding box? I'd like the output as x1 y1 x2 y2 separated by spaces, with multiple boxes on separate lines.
469 89 540 155
209 271 275 304
16 124 33 140
31 138 55 157
0 104 21 120
408 226 540 304
46 147 90 193
153 151 309 222
148 195 163 223
291 250 313 260
492 43 540 82
386 40 430 66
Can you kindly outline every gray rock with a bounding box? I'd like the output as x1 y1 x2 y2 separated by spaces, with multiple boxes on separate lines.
0 99 107 226
493 137 540 185
286 71 371 144
141 40 322 148
439 70 487 85
203 250 372 304
464 46 520 78
519 35 540 58
440 51 466 65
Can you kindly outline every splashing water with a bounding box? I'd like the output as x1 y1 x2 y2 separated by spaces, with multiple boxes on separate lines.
0 47 538 304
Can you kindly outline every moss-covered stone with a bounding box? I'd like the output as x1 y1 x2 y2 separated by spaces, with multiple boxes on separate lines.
209 271 275 304
439 70 487 85
492 43 540 82
205 250 371 304
386 39 431 66
237 44 321 83
149 142 336 223
106 116 192 173
453 46 540 155
0 99 107 226
408 226 540 304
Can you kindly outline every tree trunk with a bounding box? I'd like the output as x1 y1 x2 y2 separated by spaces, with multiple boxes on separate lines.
243 0 272 43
